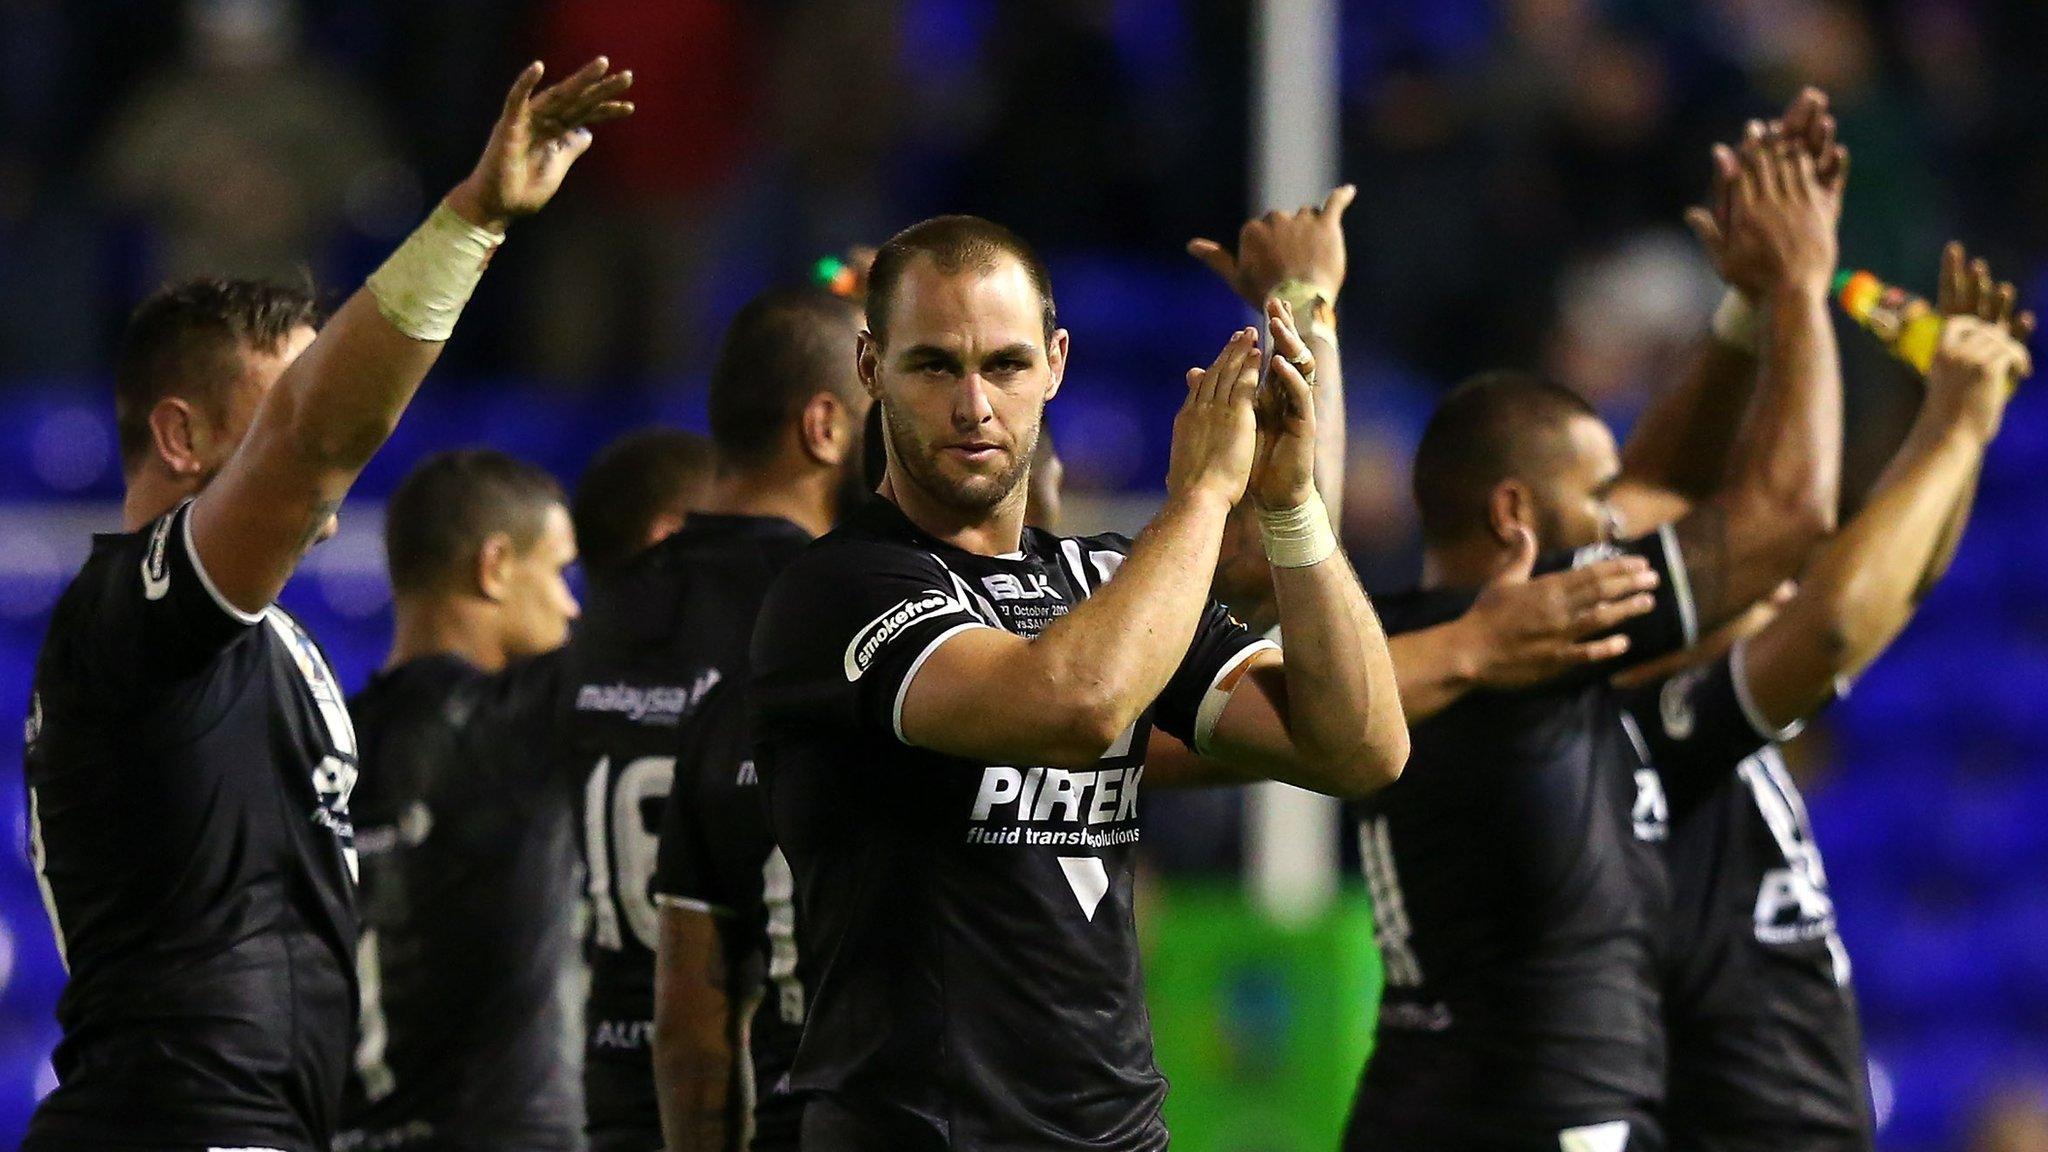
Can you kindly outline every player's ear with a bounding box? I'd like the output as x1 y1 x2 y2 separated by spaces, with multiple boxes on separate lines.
476 532 514 602
798 392 850 467
1486 481 1537 552
146 397 208 478
1044 328 1070 401
856 330 883 401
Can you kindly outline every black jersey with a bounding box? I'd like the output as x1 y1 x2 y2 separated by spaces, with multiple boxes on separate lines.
560 513 814 1147
749 496 1274 1152
337 652 581 1152
652 681 802 1152
1344 527 1698 1152
1620 647 1872 1152
21 500 361 1152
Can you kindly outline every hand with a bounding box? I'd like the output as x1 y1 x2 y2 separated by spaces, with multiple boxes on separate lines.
1926 315 2033 443
446 58 635 233
1708 134 1842 298
1249 300 1318 510
1465 528 1662 690
1166 327 1263 509
1937 240 2037 343
1687 93 1848 291
1188 184 1355 306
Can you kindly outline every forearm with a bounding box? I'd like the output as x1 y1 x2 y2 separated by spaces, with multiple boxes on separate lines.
1728 286 1842 535
653 915 742 1152
1743 410 1986 725
1265 550 1407 792
1916 460 1982 599
1308 330 1346 525
1026 490 1235 740
1620 334 1757 499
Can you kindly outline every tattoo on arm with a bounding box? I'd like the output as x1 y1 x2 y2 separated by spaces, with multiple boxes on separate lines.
1671 503 1729 627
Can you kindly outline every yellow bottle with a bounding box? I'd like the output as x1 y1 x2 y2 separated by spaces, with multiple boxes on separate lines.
1834 269 1944 372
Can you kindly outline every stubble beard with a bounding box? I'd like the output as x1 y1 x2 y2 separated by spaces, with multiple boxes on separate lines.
885 401 1040 518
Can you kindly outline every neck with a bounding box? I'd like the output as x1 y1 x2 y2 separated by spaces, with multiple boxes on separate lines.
387 595 509 673
1420 535 1512 591
881 465 1028 556
121 468 198 532
704 461 835 539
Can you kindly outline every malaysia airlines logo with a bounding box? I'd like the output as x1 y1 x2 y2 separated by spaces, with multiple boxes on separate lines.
843 591 963 681
982 572 1061 602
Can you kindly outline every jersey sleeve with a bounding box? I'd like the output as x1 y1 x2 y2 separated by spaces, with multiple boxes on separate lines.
750 541 997 745
1151 600 1280 753
1620 638 1806 812
80 500 266 687
1560 522 1700 672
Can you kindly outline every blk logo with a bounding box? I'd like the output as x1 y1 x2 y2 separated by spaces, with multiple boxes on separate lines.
983 572 1061 602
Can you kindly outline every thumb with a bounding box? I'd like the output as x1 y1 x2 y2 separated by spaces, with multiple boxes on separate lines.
1322 183 1358 219
1494 525 1538 585
1683 206 1723 255
1186 238 1237 283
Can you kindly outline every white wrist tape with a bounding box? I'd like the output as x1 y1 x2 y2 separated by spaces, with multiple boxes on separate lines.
1258 490 1339 568
366 201 503 342
1711 289 1758 353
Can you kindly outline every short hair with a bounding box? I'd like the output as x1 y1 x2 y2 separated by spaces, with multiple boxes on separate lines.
572 427 714 573
1411 370 1601 547
114 277 324 474
708 288 862 471
385 449 566 596
865 215 1057 349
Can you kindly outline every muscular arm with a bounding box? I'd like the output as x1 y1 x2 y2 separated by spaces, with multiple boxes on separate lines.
653 905 752 1152
1670 267 1842 631
1609 337 1755 532
1738 320 2025 728
189 60 630 614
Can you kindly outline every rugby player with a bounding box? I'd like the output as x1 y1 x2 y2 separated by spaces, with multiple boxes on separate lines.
746 214 1408 1151
567 287 869 1152
1343 128 1848 1152
20 58 629 1152
1625 248 2034 1152
340 450 584 1152
574 427 716 575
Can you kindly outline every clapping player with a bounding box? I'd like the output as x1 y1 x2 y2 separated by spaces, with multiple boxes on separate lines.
747 215 1407 1151
21 57 629 1152
1344 122 1847 1152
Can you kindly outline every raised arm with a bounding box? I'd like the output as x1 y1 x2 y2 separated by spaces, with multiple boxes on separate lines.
1189 183 1354 524
1661 135 1846 631
189 59 632 613
1191 302 1408 795
1739 316 2031 727
1612 90 1840 531
897 330 1264 769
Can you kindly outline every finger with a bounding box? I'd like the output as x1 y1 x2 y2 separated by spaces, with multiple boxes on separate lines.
1813 114 1837 172
578 100 635 126
502 61 544 119
554 127 596 165
565 70 636 121
1586 559 1660 607
1793 149 1818 200
1973 259 1997 321
533 56 611 115
1744 118 1767 144
1782 88 1817 143
1202 329 1254 405
1683 206 1723 255
1322 183 1358 219
1574 593 1659 637
1231 346 1267 408
1267 299 1310 363
1560 634 1633 667
2014 310 2036 344
1992 281 2018 328
1262 347 1308 416
1186 238 1238 283
1939 241 1968 315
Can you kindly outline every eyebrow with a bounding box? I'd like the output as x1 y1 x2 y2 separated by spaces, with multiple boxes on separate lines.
896 342 1040 366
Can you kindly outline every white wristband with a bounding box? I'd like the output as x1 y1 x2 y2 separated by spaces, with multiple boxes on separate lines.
1258 490 1338 568
366 201 503 342
1711 289 1758 353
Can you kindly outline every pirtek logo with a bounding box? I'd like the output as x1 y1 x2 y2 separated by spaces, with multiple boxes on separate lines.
970 764 1143 826
982 572 1061 602
843 591 960 681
